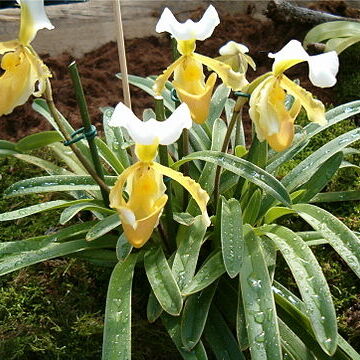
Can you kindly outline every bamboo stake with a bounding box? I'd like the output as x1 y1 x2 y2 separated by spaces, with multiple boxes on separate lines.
113 0 131 109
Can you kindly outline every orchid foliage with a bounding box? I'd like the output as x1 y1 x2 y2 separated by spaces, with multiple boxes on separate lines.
0 2 360 359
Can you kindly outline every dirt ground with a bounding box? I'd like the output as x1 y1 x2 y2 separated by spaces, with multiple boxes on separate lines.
0 0 359 141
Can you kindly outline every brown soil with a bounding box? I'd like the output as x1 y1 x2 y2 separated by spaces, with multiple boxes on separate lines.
0 1 359 141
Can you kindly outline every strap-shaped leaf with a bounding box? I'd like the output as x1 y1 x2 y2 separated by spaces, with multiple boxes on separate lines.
263 225 337 355
3 175 117 198
0 199 82 221
204 305 246 360
181 282 218 350
293 204 360 278
59 202 114 224
182 251 226 296
240 225 282 360
174 151 291 207
161 314 208 360
242 189 262 225
145 246 183 316
116 233 132 261
0 236 116 276
86 213 121 241
102 254 138 360
146 290 163 323
221 198 244 278
273 282 360 359
172 216 208 291
294 152 343 204
189 123 211 152
95 137 125 175
207 84 231 128
102 106 130 169
15 131 63 151
310 190 360 203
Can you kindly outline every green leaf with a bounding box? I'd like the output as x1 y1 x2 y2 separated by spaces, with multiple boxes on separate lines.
0 200 78 221
207 84 231 128
117 74 175 111
204 305 246 360
13 154 72 175
293 204 360 278
294 152 343 204
181 282 218 350
0 236 116 276
102 107 130 169
236 281 249 351
187 119 227 214
116 233 132 261
220 198 243 278
72 249 117 267
15 131 63 151
102 254 138 360
59 202 114 224
274 282 358 360
4 175 117 198
242 189 262 225
86 213 121 241
0 139 16 151
240 225 282 360
189 124 211 152
147 290 163 323
182 252 226 296
173 151 291 207
161 314 208 360
95 137 125 175
144 246 183 316
172 216 208 290
310 190 360 203
264 207 296 224
263 225 337 355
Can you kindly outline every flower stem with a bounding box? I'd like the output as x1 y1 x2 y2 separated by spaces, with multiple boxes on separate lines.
68 61 109 207
154 96 175 251
44 79 110 195
213 97 246 203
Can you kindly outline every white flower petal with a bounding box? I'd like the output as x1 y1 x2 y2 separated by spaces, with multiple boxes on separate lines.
18 0 54 44
269 39 309 64
156 5 219 41
219 41 249 56
307 51 339 88
109 102 192 145
119 208 137 229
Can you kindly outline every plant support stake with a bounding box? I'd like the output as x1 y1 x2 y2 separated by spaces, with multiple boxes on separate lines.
68 61 109 207
113 0 131 109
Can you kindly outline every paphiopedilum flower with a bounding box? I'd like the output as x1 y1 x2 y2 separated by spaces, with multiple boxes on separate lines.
217 41 256 74
153 6 247 124
109 102 210 248
249 40 339 152
0 0 54 116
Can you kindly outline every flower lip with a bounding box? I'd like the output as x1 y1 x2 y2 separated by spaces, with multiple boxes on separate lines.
155 5 220 41
268 39 339 88
109 102 192 145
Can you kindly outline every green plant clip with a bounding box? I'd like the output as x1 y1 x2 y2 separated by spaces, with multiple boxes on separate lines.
234 91 251 99
170 88 179 102
63 125 97 146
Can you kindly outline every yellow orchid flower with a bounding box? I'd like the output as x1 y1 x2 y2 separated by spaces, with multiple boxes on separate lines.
216 41 256 74
249 40 339 152
0 0 54 116
108 102 210 248
153 6 247 124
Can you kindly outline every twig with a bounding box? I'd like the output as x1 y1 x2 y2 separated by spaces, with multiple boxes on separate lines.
113 0 131 108
266 0 360 25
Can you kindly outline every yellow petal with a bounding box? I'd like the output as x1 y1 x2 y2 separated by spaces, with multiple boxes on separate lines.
109 162 168 248
193 52 247 91
153 55 185 95
173 73 217 124
280 75 326 125
152 162 211 226
0 47 51 116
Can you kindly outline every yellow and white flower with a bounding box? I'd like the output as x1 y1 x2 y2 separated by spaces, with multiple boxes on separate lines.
109 102 210 248
217 41 256 74
153 6 247 124
249 40 339 152
0 0 54 116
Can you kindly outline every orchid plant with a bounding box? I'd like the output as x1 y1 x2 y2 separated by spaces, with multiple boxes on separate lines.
1 2 360 360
